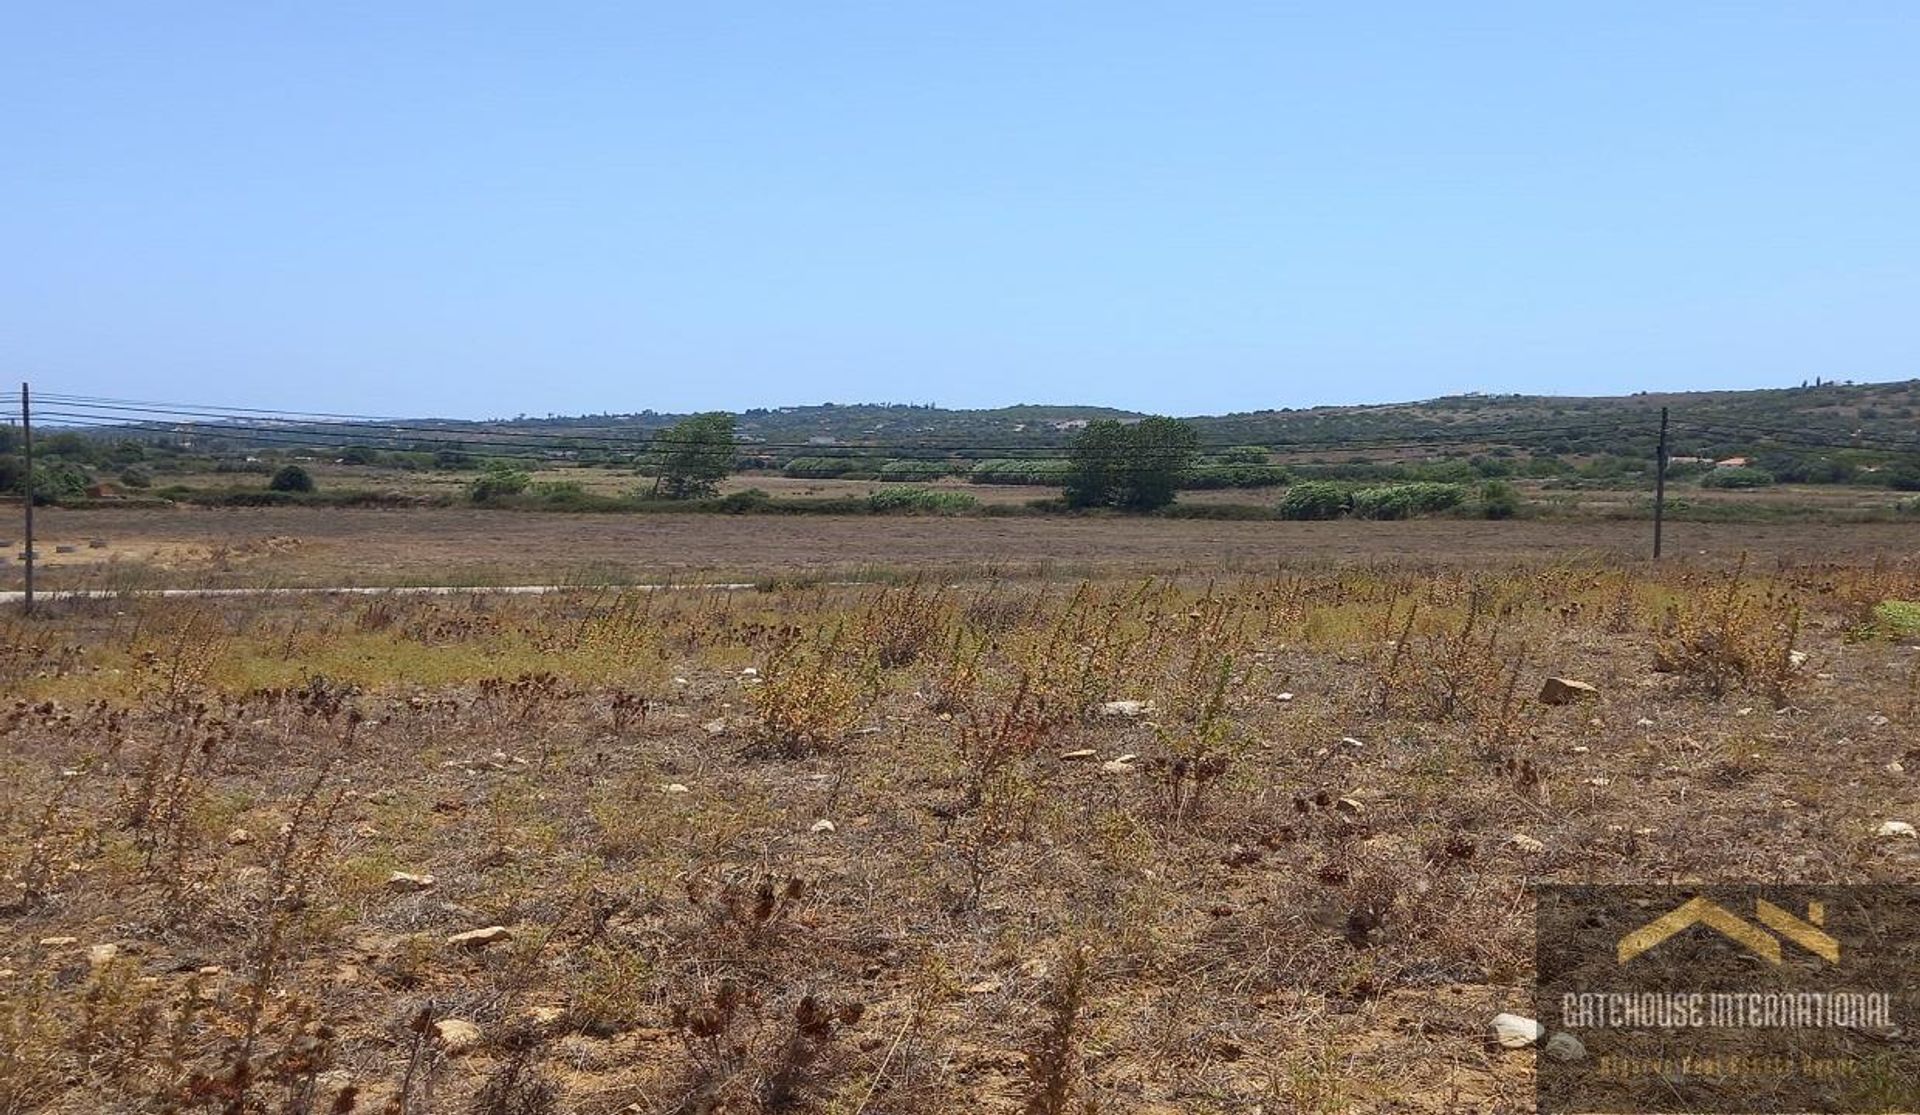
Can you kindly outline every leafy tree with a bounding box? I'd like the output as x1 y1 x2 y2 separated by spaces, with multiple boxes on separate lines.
1477 480 1522 519
28 461 92 504
649 413 737 499
268 464 315 493
1885 464 1920 492
1349 482 1466 520
1064 418 1197 511
1278 481 1345 520
469 463 531 502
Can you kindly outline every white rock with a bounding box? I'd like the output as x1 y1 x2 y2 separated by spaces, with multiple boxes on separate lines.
386 872 437 893
446 926 513 950
1099 700 1154 717
1508 834 1545 854
1876 820 1918 839
702 718 727 736
1492 1013 1544 1049
1545 1031 1587 1062
1888 762 1905 775
87 943 119 967
1636 718 1655 729
1339 736 1364 749
1789 650 1809 670
433 1018 483 1054
660 783 691 794
1100 758 1137 774
739 667 758 677
1059 749 1098 761
226 828 256 847
1276 692 1295 702
1539 677 1599 705
809 819 836 834
37 936 77 947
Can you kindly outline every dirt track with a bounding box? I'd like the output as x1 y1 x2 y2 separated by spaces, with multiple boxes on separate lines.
10 507 1914 589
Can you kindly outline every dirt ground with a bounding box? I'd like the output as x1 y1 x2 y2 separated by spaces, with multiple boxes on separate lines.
10 507 1918 590
6 531 1920 1112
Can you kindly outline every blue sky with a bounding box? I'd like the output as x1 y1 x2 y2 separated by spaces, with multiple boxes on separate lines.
3 3 1916 418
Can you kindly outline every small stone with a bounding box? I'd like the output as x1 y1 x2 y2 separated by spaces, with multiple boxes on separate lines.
1789 650 1809 670
1492 1013 1544 1049
87 944 119 967
1585 777 1611 787
226 828 256 846
660 783 691 795
1508 834 1545 854
433 1018 483 1054
1099 700 1154 718
1545 1031 1587 1062
809 819 836 834
527 1006 566 1027
1334 796 1364 814
1539 677 1599 705
386 872 437 893
1276 692 1295 702
739 667 758 677
37 936 77 947
702 718 727 736
1888 762 1905 775
447 926 513 950
1100 758 1137 774
1059 749 1098 761
1876 820 1918 840
1339 736 1364 749
1636 718 1655 729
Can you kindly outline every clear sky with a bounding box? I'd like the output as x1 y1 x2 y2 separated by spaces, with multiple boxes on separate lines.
3 4 1916 419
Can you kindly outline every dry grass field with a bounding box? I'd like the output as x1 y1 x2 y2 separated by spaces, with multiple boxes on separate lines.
11 506 1920 593
4 525 1920 1113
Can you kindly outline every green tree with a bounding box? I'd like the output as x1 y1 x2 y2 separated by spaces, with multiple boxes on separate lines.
268 464 314 493
1063 418 1198 511
469 462 531 502
1116 417 1200 510
1278 481 1345 520
1062 420 1130 508
649 413 738 499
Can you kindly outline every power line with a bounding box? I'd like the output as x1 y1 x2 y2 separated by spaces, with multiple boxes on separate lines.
38 395 1656 457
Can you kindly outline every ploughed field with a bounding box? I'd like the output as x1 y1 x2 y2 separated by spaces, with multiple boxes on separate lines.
3 556 1919 1112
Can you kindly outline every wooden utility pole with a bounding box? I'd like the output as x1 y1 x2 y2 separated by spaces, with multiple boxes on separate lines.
20 381 33 614
1652 406 1669 560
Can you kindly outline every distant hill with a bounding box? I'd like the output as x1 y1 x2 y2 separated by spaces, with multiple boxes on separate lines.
498 379 1920 460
